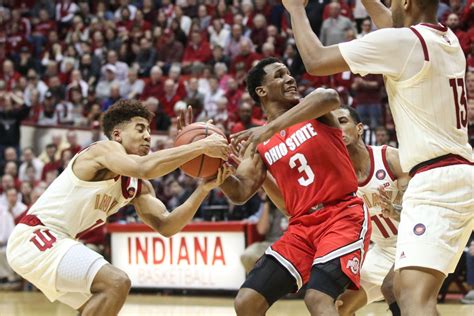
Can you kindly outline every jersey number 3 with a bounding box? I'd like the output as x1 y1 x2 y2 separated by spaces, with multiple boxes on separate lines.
289 153 315 186
449 78 468 129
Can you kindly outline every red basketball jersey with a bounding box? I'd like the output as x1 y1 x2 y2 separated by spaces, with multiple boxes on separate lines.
257 119 358 218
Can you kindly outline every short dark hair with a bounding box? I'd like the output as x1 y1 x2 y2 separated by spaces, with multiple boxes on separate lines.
415 0 439 10
340 105 362 124
246 57 281 104
102 99 153 139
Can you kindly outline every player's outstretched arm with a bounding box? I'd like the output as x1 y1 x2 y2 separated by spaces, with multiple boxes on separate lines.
219 148 267 205
232 88 340 156
282 0 350 75
361 0 393 29
91 136 229 180
134 165 234 237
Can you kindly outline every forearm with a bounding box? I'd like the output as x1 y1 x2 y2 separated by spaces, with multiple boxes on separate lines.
256 205 270 235
140 143 205 179
361 0 393 29
160 186 209 237
219 175 253 204
266 89 340 135
262 174 286 212
288 7 326 73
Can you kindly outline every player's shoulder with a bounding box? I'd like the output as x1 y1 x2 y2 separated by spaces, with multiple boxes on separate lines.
359 27 417 44
86 140 126 156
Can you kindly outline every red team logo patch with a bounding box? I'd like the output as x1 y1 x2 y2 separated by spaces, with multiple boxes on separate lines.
413 223 426 235
376 169 386 180
346 257 360 274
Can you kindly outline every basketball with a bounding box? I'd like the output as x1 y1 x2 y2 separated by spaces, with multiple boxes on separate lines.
174 122 227 178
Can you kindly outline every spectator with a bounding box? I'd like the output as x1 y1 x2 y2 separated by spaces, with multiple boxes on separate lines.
230 102 264 134
186 77 205 106
320 2 356 46
225 24 254 60
0 89 29 156
203 76 225 118
23 69 48 106
145 97 171 132
101 50 129 83
63 130 81 156
208 45 231 69
101 82 121 112
357 18 372 38
135 38 156 77
241 198 287 273
208 19 230 49
18 147 43 182
352 74 384 128
40 144 61 181
141 66 164 100
95 64 119 100
37 91 59 126
0 174 17 206
374 126 391 146
231 40 261 74
156 28 185 71
121 68 144 100
182 31 213 69
14 47 35 77
159 79 181 117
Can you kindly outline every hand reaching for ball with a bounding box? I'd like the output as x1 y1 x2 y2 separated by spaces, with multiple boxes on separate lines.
201 163 236 192
199 133 230 160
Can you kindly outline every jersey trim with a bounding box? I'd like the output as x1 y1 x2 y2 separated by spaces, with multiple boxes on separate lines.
409 154 473 177
381 146 396 181
265 246 303 290
419 23 448 32
409 27 429 61
358 146 375 187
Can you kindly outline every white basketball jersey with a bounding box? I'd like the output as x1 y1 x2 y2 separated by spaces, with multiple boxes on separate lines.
27 149 141 239
357 146 400 248
384 24 472 171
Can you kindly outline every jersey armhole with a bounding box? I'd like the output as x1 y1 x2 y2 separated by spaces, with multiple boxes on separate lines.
381 146 397 181
409 27 429 61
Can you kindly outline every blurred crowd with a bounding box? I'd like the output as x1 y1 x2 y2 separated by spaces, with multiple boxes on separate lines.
0 0 473 295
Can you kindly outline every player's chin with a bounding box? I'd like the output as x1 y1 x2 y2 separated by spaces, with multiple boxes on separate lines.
138 146 151 156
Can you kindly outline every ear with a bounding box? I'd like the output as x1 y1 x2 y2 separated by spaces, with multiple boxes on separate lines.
255 86 267 99
403 0 410 10
112 129 122 142
356 123 364 137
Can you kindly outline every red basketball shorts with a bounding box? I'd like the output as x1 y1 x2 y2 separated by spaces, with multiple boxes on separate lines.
265 197 371 290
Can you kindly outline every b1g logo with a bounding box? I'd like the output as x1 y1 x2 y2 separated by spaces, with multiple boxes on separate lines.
346 257 360 274
376 169 386 180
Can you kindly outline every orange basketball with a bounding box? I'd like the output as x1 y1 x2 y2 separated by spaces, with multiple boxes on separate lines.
174 122 227 178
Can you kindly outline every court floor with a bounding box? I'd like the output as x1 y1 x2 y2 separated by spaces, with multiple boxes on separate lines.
1 291 473 315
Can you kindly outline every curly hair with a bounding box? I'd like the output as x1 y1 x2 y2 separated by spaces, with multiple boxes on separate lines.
102 99 153 139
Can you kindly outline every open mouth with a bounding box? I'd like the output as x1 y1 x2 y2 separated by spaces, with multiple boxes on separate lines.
285 86 298 93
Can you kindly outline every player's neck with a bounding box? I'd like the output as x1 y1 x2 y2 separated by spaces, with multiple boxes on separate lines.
405 11 437 27
347 141 370 174
265 102 290 122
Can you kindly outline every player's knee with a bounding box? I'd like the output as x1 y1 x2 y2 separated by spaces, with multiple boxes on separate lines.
304 290 334 315
234 289 267 315
100 269 131 298
381 277 394 299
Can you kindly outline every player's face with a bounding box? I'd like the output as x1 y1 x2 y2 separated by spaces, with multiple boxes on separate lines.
389 0 405 28
261 63 300 106
116 117 151 156
333 108 363 146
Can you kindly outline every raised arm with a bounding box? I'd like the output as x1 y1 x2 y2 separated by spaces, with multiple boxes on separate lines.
232 88 340 156
282 0 349 76
86 135 229 180
134 166 233 237
361 0 393 29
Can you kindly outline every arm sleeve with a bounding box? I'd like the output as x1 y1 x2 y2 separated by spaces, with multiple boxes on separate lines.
338 28 416 78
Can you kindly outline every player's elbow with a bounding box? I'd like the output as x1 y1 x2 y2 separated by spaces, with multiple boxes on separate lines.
323 89 340 110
